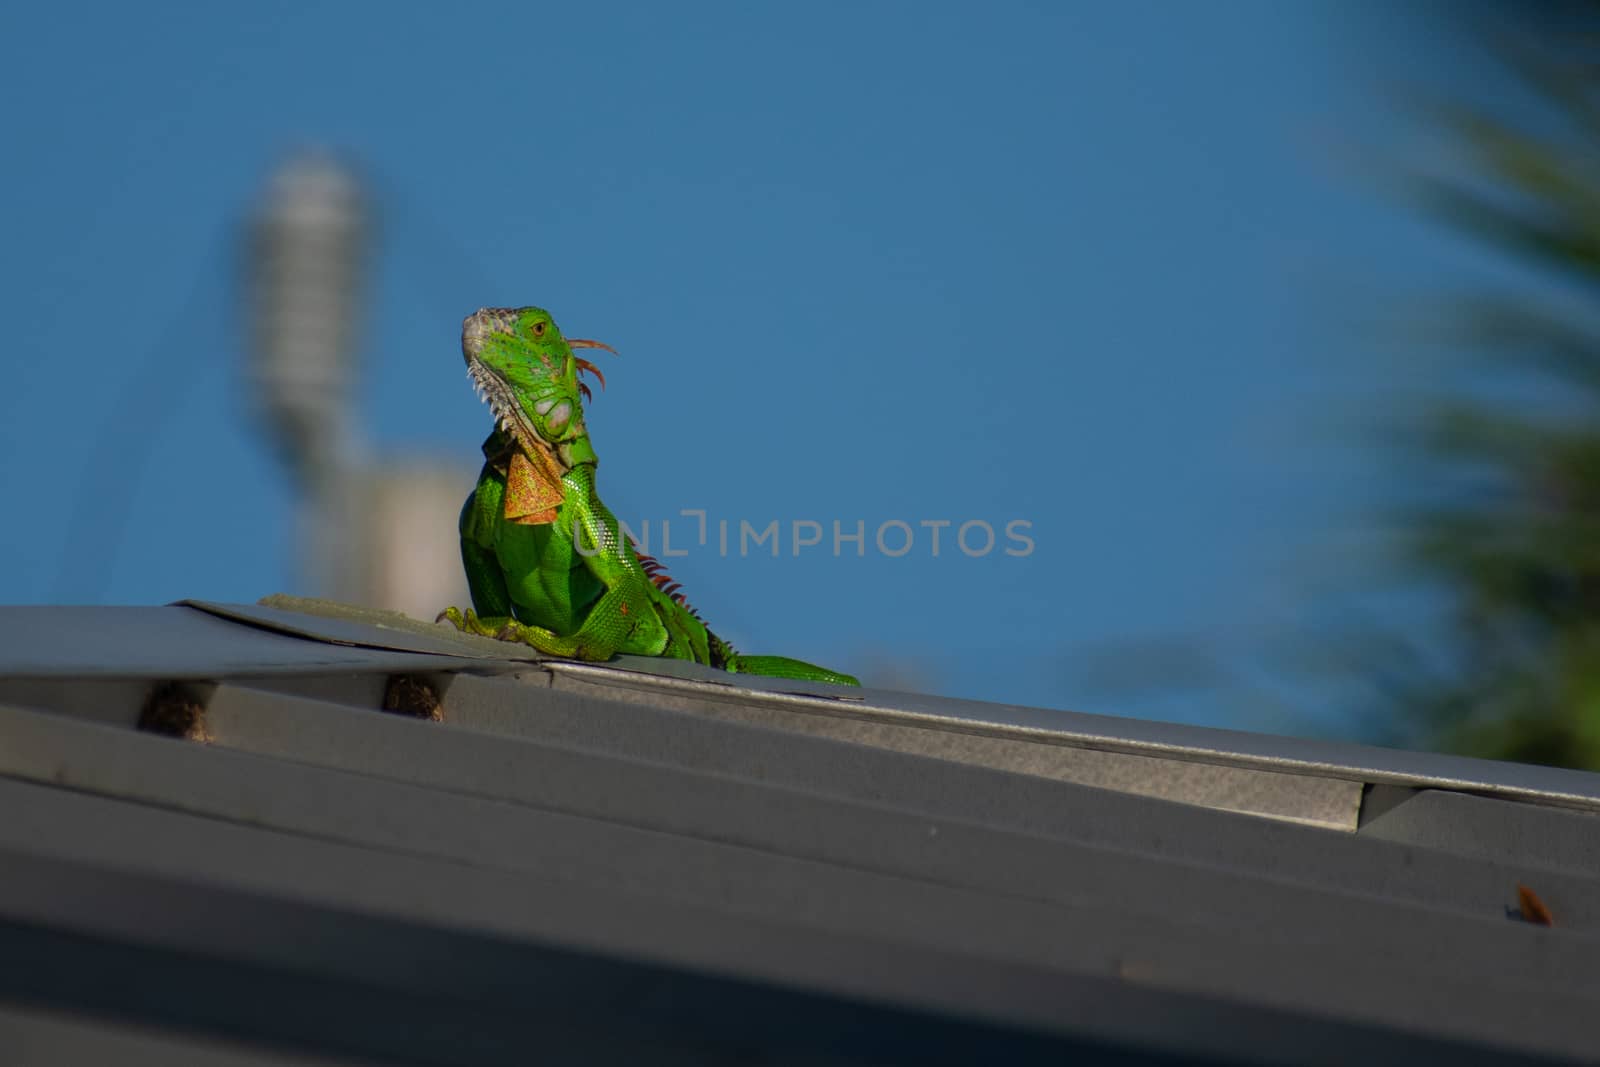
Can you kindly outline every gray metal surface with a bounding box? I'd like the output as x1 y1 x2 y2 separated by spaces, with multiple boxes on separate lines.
0 767 1571 1066
7 693 1600 950
550 662 1600 817
0 1005 375 1067
183 596 537 662
190 596 1600 820
1 601 1599 1064
0 605 484 680
1362 787 1600 877
547 664 1363 828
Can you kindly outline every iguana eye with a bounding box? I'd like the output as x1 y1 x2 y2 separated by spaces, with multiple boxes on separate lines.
531 321 546 337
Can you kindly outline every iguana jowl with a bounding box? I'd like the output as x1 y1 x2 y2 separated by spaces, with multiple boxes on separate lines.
438 306 860 686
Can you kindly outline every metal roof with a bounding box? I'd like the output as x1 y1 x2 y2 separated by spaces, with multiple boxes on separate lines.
0 597 1596 1065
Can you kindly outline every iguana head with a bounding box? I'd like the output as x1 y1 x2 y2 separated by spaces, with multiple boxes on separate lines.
461 306 615 471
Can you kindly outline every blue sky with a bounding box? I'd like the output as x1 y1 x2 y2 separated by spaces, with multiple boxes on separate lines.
0 3 1494 728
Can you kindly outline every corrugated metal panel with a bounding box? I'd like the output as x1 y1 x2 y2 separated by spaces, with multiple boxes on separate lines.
0 599 1596 1065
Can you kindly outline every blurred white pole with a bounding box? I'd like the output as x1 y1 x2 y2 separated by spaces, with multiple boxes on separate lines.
363 462 472 621
246 152 369 603
244 153 472 617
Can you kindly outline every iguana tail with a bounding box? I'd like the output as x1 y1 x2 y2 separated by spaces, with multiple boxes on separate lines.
725 654 860 687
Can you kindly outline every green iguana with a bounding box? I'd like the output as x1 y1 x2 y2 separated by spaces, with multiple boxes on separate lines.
437 306 859 686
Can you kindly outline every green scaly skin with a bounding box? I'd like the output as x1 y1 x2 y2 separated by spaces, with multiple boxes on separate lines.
437 306 859 687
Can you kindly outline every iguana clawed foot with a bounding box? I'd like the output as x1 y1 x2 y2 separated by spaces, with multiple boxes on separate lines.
438 605 529 641
437 606 522 641
437 605 606 661
436 605 480 632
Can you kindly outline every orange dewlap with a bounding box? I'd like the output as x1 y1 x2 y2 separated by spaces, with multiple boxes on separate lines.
504 449 565 526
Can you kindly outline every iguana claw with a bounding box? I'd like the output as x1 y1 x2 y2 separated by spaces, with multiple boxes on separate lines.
437 606 493 636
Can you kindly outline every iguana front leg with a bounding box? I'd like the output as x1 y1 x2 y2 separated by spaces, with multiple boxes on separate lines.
438 605 616 659
438 508 631 660
439 479 661 662
437 493 598 654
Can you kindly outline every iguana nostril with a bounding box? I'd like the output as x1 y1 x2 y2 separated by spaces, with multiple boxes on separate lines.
461 309 495 361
